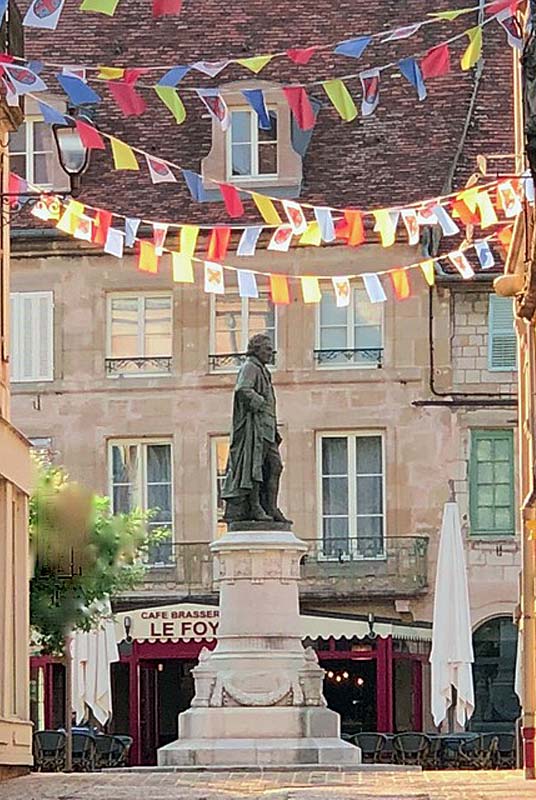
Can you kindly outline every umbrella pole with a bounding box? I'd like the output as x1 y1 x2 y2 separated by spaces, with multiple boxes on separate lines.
64 631 73 772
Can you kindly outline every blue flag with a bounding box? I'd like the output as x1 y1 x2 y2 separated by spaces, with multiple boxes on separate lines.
314 207 335 242
241 89 271 130
398 57 427 101
157 66 190 87
237 226 263 257
124 218 141 248
237 270 259 298
334 36 371 59
182 170 203 202
0 0 8 24
38 101 67 125
57 73 101 106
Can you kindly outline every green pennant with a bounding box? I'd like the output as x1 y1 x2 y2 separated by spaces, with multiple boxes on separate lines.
322 79 358 122
236 55 274 74
80 0 120 15
154 86 186 124
428 9 469 20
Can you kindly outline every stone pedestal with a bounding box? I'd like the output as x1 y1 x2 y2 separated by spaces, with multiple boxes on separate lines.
158 529 360 768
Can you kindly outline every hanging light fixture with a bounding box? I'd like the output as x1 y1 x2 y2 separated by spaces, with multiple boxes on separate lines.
52 112 92 197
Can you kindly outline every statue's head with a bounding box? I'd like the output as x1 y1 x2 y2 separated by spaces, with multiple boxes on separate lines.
247 333 273 365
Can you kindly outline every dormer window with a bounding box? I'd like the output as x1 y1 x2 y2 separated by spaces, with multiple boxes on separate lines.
228 109 278 180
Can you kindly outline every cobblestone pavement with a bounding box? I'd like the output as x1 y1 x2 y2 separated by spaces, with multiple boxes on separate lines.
1 770 536 800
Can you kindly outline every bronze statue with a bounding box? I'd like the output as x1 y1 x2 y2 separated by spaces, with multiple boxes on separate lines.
222 334 292 526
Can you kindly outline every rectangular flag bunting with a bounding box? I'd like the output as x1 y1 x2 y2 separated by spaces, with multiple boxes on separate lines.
182 170 204 202
108 80 146 116
475 192 498 228
390 269 411 300
80 0 120 13
282 200 307 235
237 226 262 257
237 269 259 298
401 209 419 245
180 225 199 256
237 56 274 74
57 73 101 105
334 36 371 59
360 69 380 116
497 180 522 217
373 210 399 247
301 276 322 304
432 205 460 236
157 66 190 87
207 227 231 261
314 207 336 242
138 241 159 274
146 155 176 184
125 217 141 247
344 209 366 246
38 101 67 125
204 261 225 294
252 193 282 225
461 27 483 71
241 88 271 129
172 252 194 283
56 200 84 235
24 0 66 30
110 137 139 170
270 274 290 304
75 119 105 149
362 273 387 303
153 0 182 15
92 209 112 246
153 223 168 256
104 228 124 258
3 64 47 95
497 8 523 49
523 169 535 203
268 225 293 252
155 86 186 124
420 260 436 286
73 215 93 242
421 43 451 79
219 183 244 218
283 86 316 131
448 250 475 279
196 88 230 131
299 222 322 246
474 240 495 269
332 276 351 307
398 57 427 101
322 79 358 122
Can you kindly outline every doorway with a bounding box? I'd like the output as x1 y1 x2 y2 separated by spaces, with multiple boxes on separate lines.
322 659 377 736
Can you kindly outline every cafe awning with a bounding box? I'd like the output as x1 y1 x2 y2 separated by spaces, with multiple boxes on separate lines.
114 603 432 644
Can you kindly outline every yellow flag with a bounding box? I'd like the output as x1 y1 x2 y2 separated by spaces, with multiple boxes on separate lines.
180 225 199 256
461 27 482 71
172 252 194 283
429 9 468 20
420 260 435 286
236 55 273 74
475 191 498 228
80 0 120 14
373 210 398 247
301 276 322 304
252 192 282 225
97 66 125 80
56 200 85 235
110 137 139 170
154 87 186 125
322 79 358 122
299 222 322 246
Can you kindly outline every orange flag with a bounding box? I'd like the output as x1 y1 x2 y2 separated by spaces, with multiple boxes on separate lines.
138 241 159 273
269 275 290 304
390 269 410 300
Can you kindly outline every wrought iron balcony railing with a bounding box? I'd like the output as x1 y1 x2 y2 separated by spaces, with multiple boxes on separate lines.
105 356 172 375
209 352 277 371
314 348 383 367
140 535 428 599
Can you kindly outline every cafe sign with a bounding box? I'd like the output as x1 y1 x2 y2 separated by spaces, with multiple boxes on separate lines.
115 603 220 642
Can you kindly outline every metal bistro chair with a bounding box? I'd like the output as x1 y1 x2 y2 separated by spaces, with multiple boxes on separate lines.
72 731 96 772
424 735 443 770
458 733 499 769
33 730 66 772
393 732 430 766
352 733 386 764
494 732 516 769
95 735 133 769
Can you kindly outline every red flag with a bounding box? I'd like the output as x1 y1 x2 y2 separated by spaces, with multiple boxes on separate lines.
75 119 105 150
153 0 182 14
107 81 147 117
421 44 451 79
487 0 518 13
92 210 112 246
283 87 315 131
390 269 411 300
451 199 480 226
207 227 231 261
286 46 318 64
138 241 159 274
269 274 290 304
218 183 244 218
344 210 365 247
8 172 26 206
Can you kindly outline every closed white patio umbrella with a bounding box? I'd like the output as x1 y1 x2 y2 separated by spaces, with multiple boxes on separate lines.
430 491 475 728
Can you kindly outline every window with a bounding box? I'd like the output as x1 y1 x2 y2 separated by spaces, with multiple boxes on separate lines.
469 429 515 536
29 437 55 466
107 294 173 375
109 440 173 564
488 295 516 371
10 118 54 187
316 288 383 367
318 433 385 559
210 292 276 370
227 109 278 180
10 291 54 382
470 617 520 732
212 436 229 539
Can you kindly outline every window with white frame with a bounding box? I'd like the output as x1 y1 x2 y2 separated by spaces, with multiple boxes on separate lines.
488 295 516 371
227 109 278 180
107 294 173 375
318 433 385 559
316 287 383 367
10 291 54 383
210 291 276 370
109 439 173 564
10 118 54 187
29 437 55 466
212 436 229 539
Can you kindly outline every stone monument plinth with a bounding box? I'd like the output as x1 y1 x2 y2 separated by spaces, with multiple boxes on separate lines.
158 527 360 768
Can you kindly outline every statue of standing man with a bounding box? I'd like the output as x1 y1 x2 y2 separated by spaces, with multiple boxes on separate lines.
222 334 292 527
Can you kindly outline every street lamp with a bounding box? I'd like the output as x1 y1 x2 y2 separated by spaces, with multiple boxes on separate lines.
51 114 91 197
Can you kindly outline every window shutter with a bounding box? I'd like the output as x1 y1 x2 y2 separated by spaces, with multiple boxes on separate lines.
488 295 516 371
10 292 53 382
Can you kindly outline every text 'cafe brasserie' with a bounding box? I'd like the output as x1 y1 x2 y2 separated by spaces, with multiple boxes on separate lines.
138 607 220 640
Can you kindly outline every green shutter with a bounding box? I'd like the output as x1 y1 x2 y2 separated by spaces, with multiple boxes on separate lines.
488 295 516 371
469 429 515 536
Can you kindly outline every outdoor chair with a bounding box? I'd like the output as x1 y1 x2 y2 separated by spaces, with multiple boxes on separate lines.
424 735 443 770
393 732 430 766
114 735 133 766
72 732 96 772
494 732 516 769
379 734 394 764
33 730 66 772
351 732 386 764
458 734 499 769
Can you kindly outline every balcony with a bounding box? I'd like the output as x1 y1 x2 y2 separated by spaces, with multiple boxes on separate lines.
209 352 277 371
314 348 383 367
141 535 429 600
105 356 172 376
